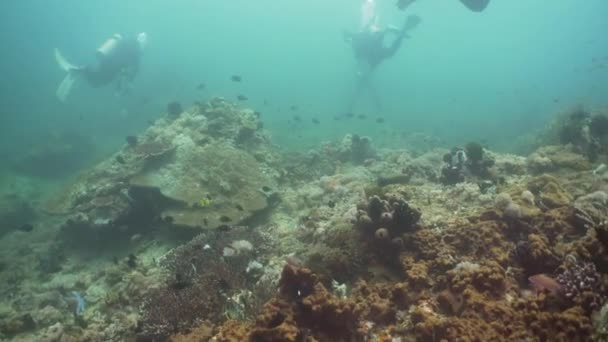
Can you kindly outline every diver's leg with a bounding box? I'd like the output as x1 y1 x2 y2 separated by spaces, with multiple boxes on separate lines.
347 64 373 113
347 75 365 113
367 81 383 113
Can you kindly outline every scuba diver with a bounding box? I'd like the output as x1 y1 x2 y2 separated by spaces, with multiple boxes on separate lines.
343 1 421 112
54 32 148 102
397 0 491 12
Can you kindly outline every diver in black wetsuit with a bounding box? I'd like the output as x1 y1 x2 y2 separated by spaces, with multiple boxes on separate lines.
343 15 421 112
54 32 147 102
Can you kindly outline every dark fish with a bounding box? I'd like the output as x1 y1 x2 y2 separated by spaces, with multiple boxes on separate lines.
115 155 126 164
327 200 336 208
167 101 183 116
219 216 232 223
263 99 269 105
237 95 248 101
293 115 301 122
18 224 34 232
127 254 138 268
290 105 298 111
376 117 385 123
254 111 261 117
231 75 242 82
345 112 355 118
235 204 244 211
217 224 231 232
203 218 208 226
196 83 206 90
126 135 138 147
262 186 272 192
357 114 367 120
312 118 320 124
333 116 341 121
163 216 174 224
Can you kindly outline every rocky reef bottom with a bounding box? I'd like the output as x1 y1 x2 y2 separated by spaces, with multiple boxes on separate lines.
1 101 608 341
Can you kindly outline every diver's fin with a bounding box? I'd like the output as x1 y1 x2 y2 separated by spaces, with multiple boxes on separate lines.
56 72 77 102
54 48 77 72
402 15 422 33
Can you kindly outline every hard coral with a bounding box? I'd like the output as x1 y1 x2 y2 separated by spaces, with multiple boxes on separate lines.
556 261 605 313
215 264 364 341
355 193 421 240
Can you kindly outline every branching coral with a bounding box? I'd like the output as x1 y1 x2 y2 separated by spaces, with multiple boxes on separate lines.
138 228 266 339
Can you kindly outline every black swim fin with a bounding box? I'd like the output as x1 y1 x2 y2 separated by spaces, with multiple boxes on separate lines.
459 0 490 12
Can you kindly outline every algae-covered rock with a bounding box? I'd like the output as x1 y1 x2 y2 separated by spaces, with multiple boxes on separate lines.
527 145 591 173
527 174 573 208
48 98 277 241
0 194 35 237
131 141 272 228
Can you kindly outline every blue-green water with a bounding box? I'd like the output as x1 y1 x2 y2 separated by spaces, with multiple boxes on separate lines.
0 0 607 171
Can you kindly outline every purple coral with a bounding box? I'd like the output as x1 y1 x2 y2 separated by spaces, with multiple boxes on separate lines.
556 261 604 311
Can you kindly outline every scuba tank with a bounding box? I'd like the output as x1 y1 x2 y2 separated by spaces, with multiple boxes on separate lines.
96 34 123 58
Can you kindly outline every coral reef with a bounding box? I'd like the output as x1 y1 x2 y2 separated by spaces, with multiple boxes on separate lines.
354 192 421 257
44 98 279 250
335 134 376 165
4 99 608 341
0 193 35 237
138 227 268 340
440 142 496 185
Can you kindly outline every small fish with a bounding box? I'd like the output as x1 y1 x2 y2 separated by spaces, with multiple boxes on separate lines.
235 204 244 211
312 118 320 124
196 83 206 90
376 117 385 124
333 116 341 121
345 112 355 118
231 75 242 82
219 216 232 223
237 95 248 101
528 274 562 294
327 200 336 208
290 105 298 111
293 115 302 122
115 155 126 164
262 186 272 192
254 111 261 117
18 224 34 232
357 114 367 120
126 135 138 147
203 218 208 226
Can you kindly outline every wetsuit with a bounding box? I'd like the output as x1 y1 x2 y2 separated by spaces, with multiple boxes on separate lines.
80 36 141 88
351 28 408 70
